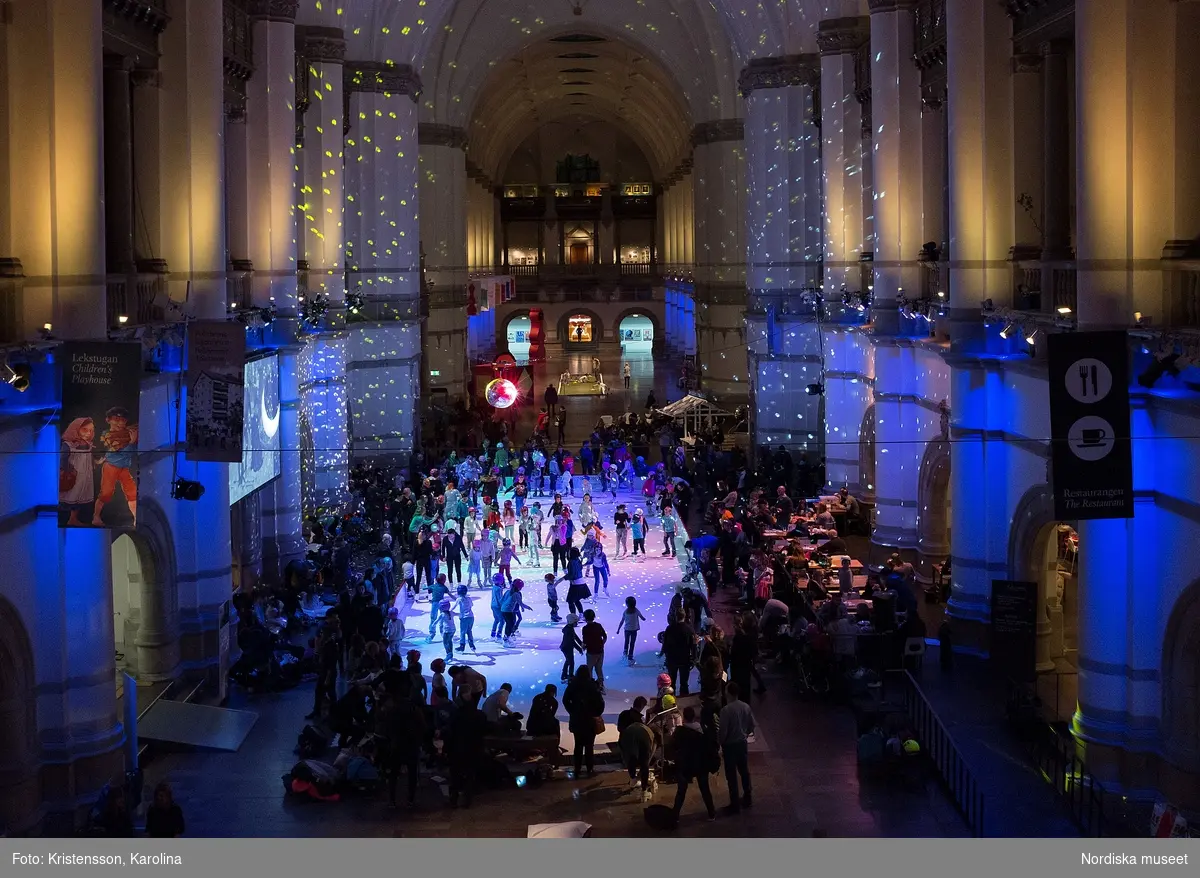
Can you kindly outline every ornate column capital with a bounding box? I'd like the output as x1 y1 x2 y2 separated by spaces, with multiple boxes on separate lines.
296 26 346 64
226 102 248 123
817 17 870 56
418 123 468 149
691 120 744 146
868 0 918 12
738 54 819 97
248 0 299 23
344 61 422 102
1012 53 1043 74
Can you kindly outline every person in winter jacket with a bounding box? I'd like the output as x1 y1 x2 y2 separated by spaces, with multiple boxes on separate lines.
561 666 605 777
442 529 467 586
427 575 450 641
489 574 507 638
631 509 649 557
671 706 717 821
466 540 483 589
454 585 476 653
559 547 590 616
499 578 533 643
661 611 697 696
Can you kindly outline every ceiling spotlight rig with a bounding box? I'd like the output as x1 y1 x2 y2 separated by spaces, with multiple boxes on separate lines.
235 305 276 330
1132 329 1200 388
839 289 873 314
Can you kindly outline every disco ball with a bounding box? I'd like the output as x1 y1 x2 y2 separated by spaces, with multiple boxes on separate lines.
485 378 518 409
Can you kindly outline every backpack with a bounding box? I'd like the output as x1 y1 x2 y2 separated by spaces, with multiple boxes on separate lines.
296 724 327 758
643 804 679 831
856 730 885 765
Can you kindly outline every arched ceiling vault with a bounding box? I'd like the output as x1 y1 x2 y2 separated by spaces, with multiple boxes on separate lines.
468 38 692 181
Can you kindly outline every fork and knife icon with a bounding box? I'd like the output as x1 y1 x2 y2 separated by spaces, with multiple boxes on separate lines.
1078 364 1098 398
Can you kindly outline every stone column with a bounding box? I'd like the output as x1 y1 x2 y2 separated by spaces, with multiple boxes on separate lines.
343 62 422 466
691 120 746 403
159 0 227 320
1041 41 1071 259
1075 0 1175 328
103 58 135 275
542 188 559 265
869 0 924 302
418 123 468 398
944 0 1013 319
225 105 251 266
599 188 615 265
743 86 789 297
297 26 346 300
1011 53 1045 252
8 0 107 338
1174 0 1200 242
245 0 298 313
819 18 869 292
131 69 164 267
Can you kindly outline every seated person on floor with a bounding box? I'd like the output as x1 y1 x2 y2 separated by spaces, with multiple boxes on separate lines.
482 682 523 735
526 684 560 739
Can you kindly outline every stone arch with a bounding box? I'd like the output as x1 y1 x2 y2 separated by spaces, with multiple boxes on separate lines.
557 307 605 346
613 307 663 343
858 403 876 500
1162 580 1200 774
114 497 180 682
1009 483 1078 676
916 438 951 570
499 309 533 339
0 597 39 832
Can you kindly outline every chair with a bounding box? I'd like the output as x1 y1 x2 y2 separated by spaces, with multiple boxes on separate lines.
902 637 926 672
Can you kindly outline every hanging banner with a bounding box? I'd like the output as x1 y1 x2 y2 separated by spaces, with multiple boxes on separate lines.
185 320 246 463
58 342 142 528
1047 330 1134 519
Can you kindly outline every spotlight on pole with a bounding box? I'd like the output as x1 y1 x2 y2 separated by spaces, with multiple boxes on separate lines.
805 383 824 396
999 322 1016 340
2 361 30 392
1024 327 1040 345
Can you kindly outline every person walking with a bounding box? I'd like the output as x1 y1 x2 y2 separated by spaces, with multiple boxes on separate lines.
662 611 697 696
616 596 646 664
717 682 755 812
671 706 718 822
623 361 631 390
306 630 340 720
445 691 487 808
560 613 584 681
556 409 567 445
618 698 655 800
562 665 605 778
581 608 608 692
379 686 427 809
544 383 559 418
442 528 467 587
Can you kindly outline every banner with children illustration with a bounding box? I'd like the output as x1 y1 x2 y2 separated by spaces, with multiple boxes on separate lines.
58 342 142 528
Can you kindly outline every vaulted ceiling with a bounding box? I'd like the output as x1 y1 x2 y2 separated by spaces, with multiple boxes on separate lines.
295 0 865 179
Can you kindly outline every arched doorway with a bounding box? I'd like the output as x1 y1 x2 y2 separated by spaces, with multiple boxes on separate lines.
916 439 951 574
113 499 179 682
558 309 603 349
858 404 876 500
1010 485 1079 718
0 598 39 833
504 314 532 362
564 225 594 265
617 313 655 353
1162 581 1200 786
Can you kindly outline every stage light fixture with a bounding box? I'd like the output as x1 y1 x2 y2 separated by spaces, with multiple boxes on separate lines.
1056 306 1072 315
1025 327 1040 345
117 315 129 325
805 383 824 396
3 361 30 392
999 322 1016 339
171 478 205 501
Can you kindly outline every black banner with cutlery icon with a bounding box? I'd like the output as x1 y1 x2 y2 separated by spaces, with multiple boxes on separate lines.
1047 330 1133 519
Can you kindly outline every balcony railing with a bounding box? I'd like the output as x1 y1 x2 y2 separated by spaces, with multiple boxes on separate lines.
1011 259 1077 315
619 262 652 276
106 272 168 329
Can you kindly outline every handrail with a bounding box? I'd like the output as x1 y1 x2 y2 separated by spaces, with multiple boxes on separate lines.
892 670 988 837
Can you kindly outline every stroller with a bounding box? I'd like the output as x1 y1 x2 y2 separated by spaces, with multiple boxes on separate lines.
639 706 678 794
795 641 832 697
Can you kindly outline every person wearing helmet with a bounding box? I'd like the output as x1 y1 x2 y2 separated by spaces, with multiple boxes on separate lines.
454 585 476 653
489 573 507 639
560 613 584 682
631 508 649 558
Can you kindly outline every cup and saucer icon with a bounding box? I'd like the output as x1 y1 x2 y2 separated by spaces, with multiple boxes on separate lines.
1067 415 1116 462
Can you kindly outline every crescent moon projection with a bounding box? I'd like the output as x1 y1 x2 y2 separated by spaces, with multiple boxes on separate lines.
262 389 280 439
